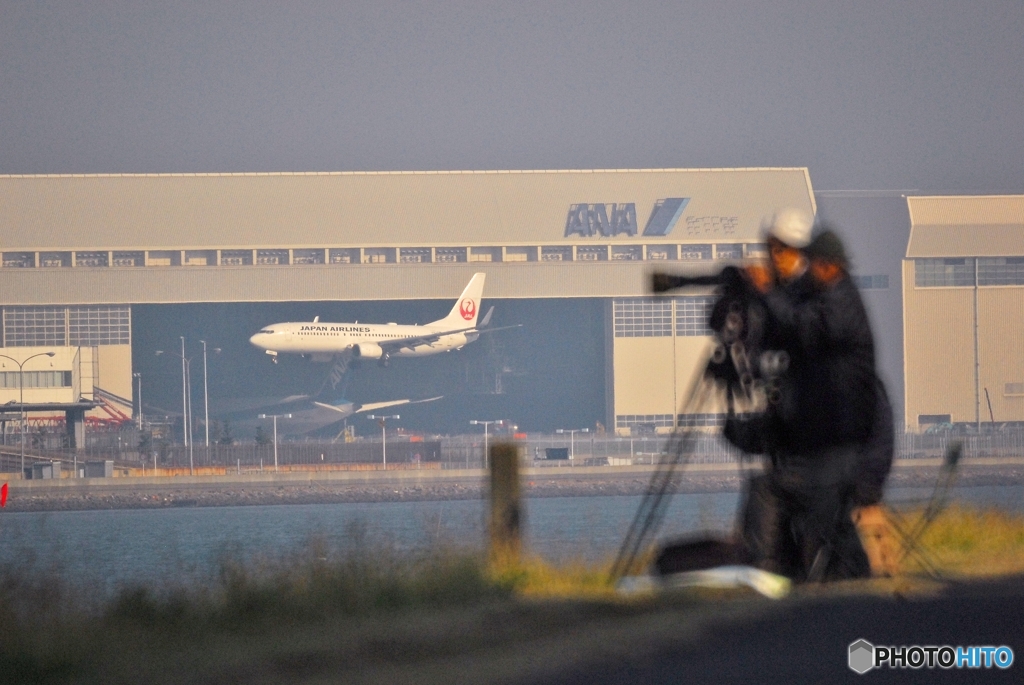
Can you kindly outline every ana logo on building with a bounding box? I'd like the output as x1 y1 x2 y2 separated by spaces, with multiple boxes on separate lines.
459 299 476 320
564 198 690 238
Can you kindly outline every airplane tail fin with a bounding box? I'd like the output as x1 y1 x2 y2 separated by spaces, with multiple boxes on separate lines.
429 273 486 328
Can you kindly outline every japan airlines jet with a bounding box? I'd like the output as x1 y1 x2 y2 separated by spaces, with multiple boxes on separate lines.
249 273 500 367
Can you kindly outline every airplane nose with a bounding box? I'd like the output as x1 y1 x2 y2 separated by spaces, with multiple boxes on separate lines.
249 333 264 348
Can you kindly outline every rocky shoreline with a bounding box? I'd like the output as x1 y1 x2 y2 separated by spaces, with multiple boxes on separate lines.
2 462 1022 512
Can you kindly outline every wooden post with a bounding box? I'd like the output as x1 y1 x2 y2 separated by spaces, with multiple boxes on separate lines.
489 442 522 563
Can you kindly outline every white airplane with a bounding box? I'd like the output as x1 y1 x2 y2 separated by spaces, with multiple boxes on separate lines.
249 273 502 367
214 393 442 436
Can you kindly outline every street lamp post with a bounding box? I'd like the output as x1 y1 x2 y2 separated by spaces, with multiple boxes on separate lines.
133 372 143 430
366 414 399 469
0 351 56 477
470 420 500 469
156 345 195 475
198 341 220 448
555 428 590 466
257 413 292 472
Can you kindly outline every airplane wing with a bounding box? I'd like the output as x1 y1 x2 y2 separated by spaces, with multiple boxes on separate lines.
377 325 481 353
377 308 520 353
314 395 443 414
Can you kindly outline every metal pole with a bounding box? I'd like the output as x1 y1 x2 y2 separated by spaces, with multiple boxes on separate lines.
484 423 489 470
20 363 25 477
134 372 143 430
186 358 193 475
202 341 210 448
273 415 279 472
974 258 981 432
382 420 386 469
180 337 188 449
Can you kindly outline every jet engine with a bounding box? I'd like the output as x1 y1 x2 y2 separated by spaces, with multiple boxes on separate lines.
352 342 384 359
445 333 469 348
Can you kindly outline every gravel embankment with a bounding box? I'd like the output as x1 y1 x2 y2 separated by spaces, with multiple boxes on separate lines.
2 461 1021 512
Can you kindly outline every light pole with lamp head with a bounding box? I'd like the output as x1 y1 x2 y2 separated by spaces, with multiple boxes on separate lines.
257 413 291 472
469 419 500 469
555 428 589 466
155 345 195 475
366 414 399 469
198 341 220 448
0 351 56 477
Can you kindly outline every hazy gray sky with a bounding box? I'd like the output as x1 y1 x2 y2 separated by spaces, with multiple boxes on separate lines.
2 1 1022 191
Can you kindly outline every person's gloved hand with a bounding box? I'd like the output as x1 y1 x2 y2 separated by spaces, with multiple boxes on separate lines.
650 272 677 293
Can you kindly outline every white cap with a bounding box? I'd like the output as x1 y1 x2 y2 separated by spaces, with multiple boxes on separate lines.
764 208 813 248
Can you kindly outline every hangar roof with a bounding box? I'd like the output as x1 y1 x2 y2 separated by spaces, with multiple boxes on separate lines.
0 168 814 250
0 168 816 304
907 195 1024 258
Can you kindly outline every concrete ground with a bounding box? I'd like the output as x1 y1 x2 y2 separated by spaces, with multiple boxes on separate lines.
544 576 1024 684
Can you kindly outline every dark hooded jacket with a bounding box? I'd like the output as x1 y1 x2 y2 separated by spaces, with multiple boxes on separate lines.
759 270 879 454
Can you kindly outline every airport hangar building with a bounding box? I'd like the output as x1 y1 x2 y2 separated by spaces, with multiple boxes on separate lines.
0 167 901 438
903 195 1024 431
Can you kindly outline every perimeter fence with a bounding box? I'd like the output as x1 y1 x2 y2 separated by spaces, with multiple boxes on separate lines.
3 424 1024 474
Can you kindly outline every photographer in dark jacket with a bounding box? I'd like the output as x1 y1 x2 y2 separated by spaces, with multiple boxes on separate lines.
804 229 896 575
738 211 874 582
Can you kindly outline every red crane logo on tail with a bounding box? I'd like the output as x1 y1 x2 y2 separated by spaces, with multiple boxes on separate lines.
459 299 476 321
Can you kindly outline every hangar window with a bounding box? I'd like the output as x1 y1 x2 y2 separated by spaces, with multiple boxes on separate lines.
3 307 67 346
112 251 144 267
744 243 768 259
613 298 672 337
69 306 130 346
504 246 537 262
675 297 715 336
292 249 325 265
437 248 467 263
677 413 727 428
74 251 109 268
0 371 72 388
147 251 181 266
256 250 289 266
615 414 675 430
679 244 712 260
978 257 1024 286
363 248 395 264
329 249 359 264
39 252 72 268
399 247 432 264
221 250 253 266
645 245 677 261
2 252 35 268
184 250 216 266
577 246 608 261
714 244 743 260
610 245 642 261
1005 383 1024 396
914 258 975 287
541 246 572 262
469 247 500 262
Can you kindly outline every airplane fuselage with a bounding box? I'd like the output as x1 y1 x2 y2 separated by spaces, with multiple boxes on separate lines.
249 322 477 359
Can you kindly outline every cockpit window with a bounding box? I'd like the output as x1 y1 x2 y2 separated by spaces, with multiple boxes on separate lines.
259 328 275 334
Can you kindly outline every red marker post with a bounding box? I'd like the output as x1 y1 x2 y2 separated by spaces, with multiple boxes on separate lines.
1 482 8 508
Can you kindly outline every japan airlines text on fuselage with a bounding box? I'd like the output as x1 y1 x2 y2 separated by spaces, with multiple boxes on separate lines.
249 273 488 364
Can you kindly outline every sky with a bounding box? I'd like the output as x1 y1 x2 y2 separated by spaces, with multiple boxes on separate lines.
2 1 1022 192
